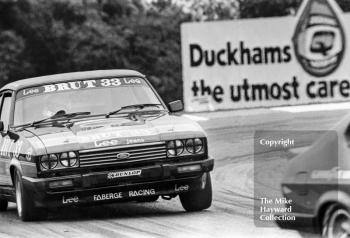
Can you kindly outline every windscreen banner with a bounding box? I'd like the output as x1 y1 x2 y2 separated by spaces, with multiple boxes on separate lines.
181 0 350 112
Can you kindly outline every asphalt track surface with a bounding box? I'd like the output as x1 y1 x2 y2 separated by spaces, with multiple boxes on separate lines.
0 108 347 238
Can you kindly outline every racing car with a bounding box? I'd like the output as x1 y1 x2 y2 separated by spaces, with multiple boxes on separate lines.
0 70 214 221
279 120 350 237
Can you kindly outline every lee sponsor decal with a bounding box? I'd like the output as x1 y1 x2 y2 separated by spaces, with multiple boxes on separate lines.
82 129 157 144
22 88 39 96
62 196 79 204
174 184 189 192
181 0 350 112
107 169 141 179
93 137 148 148
17 77 145 99
126 138 145 144
93 192 123 201
129 189 156 197
94 139 119 147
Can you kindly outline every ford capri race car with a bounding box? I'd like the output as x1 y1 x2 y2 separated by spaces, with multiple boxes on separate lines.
279 120 350 237
0 70 214 221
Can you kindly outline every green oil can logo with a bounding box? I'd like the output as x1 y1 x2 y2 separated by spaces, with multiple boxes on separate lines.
293 0 345 77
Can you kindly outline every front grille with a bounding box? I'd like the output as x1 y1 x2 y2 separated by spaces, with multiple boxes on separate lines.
79 142 167 168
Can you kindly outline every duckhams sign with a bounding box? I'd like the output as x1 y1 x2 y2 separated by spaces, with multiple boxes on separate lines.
181 0 350 112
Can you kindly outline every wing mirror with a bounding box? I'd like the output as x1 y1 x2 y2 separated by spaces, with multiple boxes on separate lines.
0 121 19 141
168 100 184 113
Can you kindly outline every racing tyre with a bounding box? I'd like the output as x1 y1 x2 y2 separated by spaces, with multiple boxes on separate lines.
180 173 212 212
322 205 350 238
136 195 159 203
14 170 47 221
0 199 8 211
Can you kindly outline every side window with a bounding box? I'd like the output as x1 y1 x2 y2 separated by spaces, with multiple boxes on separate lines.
0 93 13 130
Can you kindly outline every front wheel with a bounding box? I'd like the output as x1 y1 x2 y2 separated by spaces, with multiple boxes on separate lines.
322 205 350 238
180 173 212 212
15 170 46 221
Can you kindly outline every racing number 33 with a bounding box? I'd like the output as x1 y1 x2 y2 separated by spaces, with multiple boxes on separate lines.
100 78 142 87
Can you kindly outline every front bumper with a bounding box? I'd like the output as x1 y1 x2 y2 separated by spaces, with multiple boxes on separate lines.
22 158 214 208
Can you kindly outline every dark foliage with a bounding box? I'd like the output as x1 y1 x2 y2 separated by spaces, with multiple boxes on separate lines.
0 0 348 103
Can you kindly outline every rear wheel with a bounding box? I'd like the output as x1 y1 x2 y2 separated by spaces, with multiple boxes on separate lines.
0 199 8 211
180 173 212 212
15 169 46 221
322 205 350 238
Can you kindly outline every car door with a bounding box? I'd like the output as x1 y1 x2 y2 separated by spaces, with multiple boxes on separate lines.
0 91 14 187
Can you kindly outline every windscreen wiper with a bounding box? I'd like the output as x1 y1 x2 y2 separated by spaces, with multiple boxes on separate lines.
106 104 163 118
15 111 91 128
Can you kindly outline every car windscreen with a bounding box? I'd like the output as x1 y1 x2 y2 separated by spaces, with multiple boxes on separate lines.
14 77 163 125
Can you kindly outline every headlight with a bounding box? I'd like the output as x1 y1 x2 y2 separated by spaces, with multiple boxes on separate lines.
40 151 79 171
186 138 204 154
167 140 184 156
40 154 58 170
167 138 205 157
60 152 69 167
60 152 78 167
68 152 78 166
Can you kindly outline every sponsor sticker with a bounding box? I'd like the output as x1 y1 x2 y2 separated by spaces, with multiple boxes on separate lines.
126 138 145 144
90 185 191 203
17 77 146 99
62 196 79 204
94 139 119 147
107 169 141 179
129 189 156 197
80 125 104 131
174 184 189 192
94 138 146 148
81 129 158 144
93 192 123 201
0 138 23 159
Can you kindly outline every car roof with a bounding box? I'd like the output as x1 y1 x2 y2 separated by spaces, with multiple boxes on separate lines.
1 69 145 92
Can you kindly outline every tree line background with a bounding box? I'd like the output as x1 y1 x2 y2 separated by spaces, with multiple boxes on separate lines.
0 0 349 103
